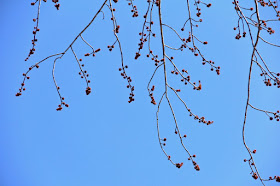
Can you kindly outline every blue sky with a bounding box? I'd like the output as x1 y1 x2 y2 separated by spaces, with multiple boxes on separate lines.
0 1 279 186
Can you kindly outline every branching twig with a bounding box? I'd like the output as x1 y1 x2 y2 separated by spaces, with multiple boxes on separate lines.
18 0 135 110
135 0 217 170
233 0 280 184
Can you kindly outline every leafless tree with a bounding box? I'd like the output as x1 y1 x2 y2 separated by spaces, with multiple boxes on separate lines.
16 0 280 184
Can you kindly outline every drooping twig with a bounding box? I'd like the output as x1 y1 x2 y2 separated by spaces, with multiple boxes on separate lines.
135 0 217 170
26 0 61 61
17 0 135 110
233 0 280 184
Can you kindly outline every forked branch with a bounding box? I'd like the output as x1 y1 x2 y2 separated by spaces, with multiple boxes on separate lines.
17 0 135 110
135 0 217 170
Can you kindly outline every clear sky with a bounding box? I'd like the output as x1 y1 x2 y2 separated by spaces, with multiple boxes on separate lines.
0 1 279 186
